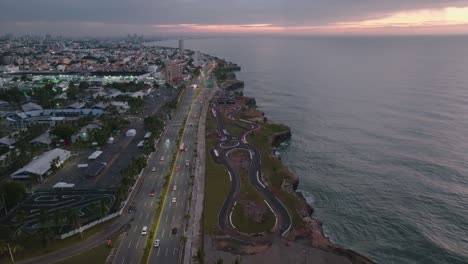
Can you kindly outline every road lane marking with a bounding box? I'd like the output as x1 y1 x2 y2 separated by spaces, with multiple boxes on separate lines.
146 90 201 263
150 200 154 207
165 214 168 223
157 248 161 256
161 229 165 238
229 209 236 229
172 215 175 223
136 240 140 249
264 199 278 230
128 240 132 248
144 201 147 207
121 258 125 264
165 248 169 256
257 171 266 188
134 225 138 232
173 247 177 255
228 171 232 182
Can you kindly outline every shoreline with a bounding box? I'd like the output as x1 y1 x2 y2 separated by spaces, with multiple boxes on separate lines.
211 57 374 264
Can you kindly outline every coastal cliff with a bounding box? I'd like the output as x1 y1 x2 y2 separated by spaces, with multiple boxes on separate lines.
211 58 374 264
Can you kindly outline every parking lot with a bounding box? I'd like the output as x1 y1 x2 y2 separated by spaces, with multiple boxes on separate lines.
39 85 179 191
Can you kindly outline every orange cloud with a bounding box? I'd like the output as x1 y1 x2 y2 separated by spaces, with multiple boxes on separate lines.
335 6 468 28
151 6 468 35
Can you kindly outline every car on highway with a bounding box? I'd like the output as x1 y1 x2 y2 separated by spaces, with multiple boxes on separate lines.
160 156 165 161
154 239 160 247
173 185 177 191
185 160 190 167
152 167 156 172
171 227 178 235
193 114 197 118
172 197 177 203
149 189 155 196
142 226 148 235
175 166 179 172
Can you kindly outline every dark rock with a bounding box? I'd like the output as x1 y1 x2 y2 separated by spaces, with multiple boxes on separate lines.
271 129 292 147
296 191 314 216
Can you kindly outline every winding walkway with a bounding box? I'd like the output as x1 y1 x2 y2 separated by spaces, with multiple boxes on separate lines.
211 105 292 242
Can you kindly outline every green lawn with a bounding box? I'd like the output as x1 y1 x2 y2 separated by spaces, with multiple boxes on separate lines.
204 116 231 235
55 243 111 264
0 220 115 263
228 149 275 234
248 122 304 227
222 117 248 137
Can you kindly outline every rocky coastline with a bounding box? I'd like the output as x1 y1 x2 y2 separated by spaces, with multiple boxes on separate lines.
216 57 374 264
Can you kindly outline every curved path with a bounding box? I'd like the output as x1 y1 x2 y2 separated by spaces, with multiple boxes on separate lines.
211 106 292 241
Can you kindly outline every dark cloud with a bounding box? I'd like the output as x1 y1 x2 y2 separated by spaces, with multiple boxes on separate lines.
0 0 467 35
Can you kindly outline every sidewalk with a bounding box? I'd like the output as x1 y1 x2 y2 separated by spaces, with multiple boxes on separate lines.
183 88 216 264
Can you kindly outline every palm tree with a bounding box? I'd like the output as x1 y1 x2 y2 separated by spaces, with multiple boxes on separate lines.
214 258 224 264
99 200 109 220
39 208 49 228
39 226 55 249
66 208 80 229
0 240 17 263
192 249 205 264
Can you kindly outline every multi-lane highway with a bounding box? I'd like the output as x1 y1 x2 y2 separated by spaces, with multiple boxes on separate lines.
147 65 216 264
146 89 206 264
114 62 215 264
114 86 200 264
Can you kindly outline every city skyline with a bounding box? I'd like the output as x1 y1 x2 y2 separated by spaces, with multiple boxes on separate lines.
1 1 468 36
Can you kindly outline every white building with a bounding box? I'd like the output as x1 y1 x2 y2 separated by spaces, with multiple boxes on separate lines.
11 148 72 181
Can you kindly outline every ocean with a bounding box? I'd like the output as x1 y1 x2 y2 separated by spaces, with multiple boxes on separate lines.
156 36 468 264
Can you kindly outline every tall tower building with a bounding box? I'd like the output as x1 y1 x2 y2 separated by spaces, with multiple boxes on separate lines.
178 39 184 58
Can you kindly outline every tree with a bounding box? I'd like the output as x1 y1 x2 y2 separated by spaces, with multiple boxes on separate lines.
78 81 90 90
214 258 223 264
128 97 145 113
29 84 56 107
0 87 25 106
0 181 26 211
99 200 109 218
193 249 205 264
144 115 164 134
66 208 81 230
66 82 80 99
50 156 60 171
51 124 77 141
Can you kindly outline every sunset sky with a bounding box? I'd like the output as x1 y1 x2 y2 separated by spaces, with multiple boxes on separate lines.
1 0 468 36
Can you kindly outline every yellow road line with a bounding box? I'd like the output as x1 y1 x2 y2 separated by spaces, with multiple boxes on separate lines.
146 89 201 264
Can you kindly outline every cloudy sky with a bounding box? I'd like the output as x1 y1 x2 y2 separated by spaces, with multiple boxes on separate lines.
1 0 468 36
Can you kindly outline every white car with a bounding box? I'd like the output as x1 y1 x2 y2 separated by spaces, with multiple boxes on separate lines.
160 156 165 161
151 167 156 172
173 185 177 191
154 239 160 248
172 197 177 203
141 226 148 235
